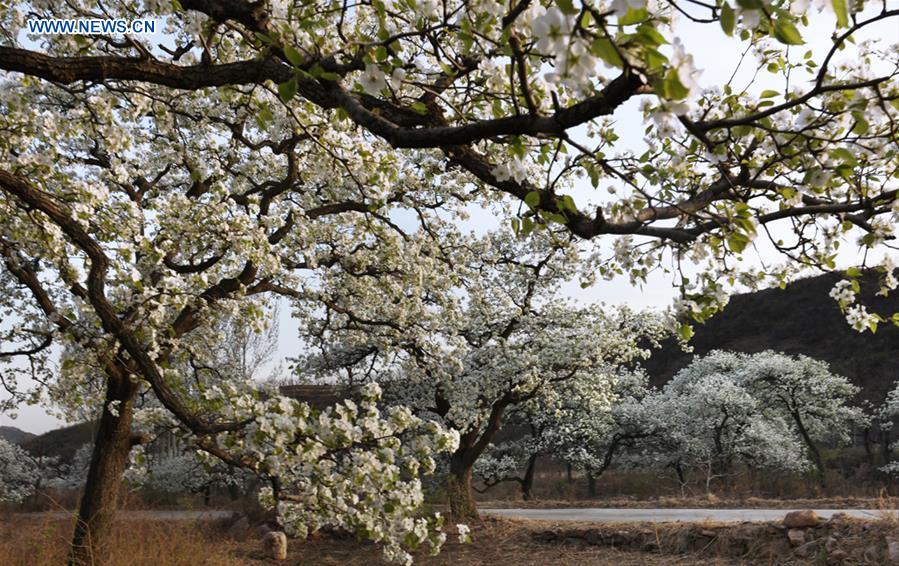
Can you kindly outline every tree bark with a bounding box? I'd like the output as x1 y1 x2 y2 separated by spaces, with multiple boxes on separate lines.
447 453 478 520
68 375 138 566
587 473 597 498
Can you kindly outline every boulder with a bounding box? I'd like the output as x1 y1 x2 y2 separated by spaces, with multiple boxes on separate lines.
263 530 288 561
783 510 819 528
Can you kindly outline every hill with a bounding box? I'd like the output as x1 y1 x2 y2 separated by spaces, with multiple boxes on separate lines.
0 425 35 445
644 271 899 405
21 421 96 461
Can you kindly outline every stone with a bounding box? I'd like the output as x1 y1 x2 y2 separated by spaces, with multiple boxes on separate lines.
827 549 847 563
863 543 882 563
783 510 819 528
787 529 806 547
794 540 820 559
263 530 288 561
887 537 899 563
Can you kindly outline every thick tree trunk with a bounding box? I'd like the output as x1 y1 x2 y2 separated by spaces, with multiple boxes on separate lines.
68 376 137 566
587 473 597 498
447 453 478 520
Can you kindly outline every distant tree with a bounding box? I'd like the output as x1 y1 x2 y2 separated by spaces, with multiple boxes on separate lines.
635 353 810 494
0 438 40 503
741 350 865 485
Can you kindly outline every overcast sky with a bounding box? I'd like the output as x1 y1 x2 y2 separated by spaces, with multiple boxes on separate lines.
2 5 897 434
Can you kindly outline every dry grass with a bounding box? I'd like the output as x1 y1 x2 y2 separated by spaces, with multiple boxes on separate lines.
0 515 243 566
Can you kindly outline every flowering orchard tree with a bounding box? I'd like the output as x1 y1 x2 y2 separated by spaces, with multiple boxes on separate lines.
533 369 658 495
473 368 656 499
631 350 864 492
298 231 672 518
739 350 865 484
636 368 810 493
879 381 899 476
0 437 41 503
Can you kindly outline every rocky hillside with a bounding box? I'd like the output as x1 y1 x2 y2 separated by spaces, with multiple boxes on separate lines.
644 271 899 405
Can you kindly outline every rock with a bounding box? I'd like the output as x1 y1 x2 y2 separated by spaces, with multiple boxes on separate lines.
783 510 819 528
863 543 882 563
787 529 806 547
827 549 847 563
263 531 288 561
887 537 899 563
794 540 820 559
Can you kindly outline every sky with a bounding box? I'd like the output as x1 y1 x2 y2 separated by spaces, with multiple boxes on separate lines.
1 4 897 434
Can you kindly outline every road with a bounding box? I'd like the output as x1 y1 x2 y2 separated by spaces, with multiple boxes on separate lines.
481 508 891 523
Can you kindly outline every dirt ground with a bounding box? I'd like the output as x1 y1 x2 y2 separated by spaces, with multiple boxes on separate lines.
3 511 897 565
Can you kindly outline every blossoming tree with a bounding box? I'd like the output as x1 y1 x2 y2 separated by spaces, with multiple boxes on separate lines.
0 437 41 503
739 350 865 484
297 231 672 518
1 0 899 561
635 356 811 493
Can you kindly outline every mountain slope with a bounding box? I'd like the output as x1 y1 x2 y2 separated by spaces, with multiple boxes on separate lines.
0 425 35 445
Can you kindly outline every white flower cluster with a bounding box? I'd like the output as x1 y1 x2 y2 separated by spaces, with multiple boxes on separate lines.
203 382 460 565
0 438 40 503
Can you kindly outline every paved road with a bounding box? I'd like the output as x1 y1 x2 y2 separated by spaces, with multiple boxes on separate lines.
481 508 891 523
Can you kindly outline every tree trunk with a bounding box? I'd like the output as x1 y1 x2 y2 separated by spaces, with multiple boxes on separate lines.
587 473 597 498
791 411 825 487
521 454 537 501
68 376 137 566
447 453 478 520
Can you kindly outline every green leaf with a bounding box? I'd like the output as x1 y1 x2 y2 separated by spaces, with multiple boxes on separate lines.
726 232 751 253
591 38 624 68
846 266 862 277
619 8 649 25
831 0 849 28
255 106 273 129
524 191 541 209
661 69 689 100
556 0 577 15
678 323 694 341
277 78 297 103
720 3 735 36
254 31 273 45
760 89 779 98
410 101 429 115
773 18 804 45
831 147 858 165
283 44 305 67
